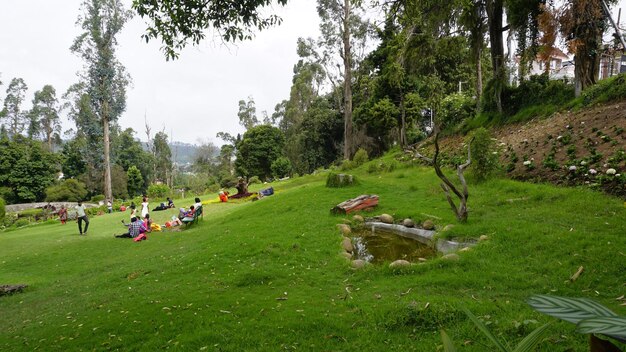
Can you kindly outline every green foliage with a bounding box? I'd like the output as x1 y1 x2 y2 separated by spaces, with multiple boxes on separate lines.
270 157 291 179
126 165 144 197
61 138 87 179
352 148 369 167
219 175 239 189
133 0 288 60
579 73 626 107
529 295 626 344
325 172 357 188
0 197 5 220
46 179 88 202
248 176 261 185
235 125 285 180
482 75 574 121
339 159 355 171
91 194 105 202
152 131 172 183
439 93 476 130
469 128 497 182
452 308 552 352
147 184 170 199
0 136 60 204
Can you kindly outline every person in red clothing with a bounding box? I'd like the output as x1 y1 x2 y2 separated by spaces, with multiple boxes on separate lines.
58 205 68 224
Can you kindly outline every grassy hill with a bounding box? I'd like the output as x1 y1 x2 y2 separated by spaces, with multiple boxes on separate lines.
1 160 625 351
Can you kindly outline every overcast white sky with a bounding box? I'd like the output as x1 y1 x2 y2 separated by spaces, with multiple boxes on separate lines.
1 1 626 145
0 0 320 145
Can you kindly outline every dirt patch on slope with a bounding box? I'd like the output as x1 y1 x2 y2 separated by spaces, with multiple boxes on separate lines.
421 100 626 197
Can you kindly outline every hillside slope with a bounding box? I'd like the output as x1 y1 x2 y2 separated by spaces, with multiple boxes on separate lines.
436 100 626 196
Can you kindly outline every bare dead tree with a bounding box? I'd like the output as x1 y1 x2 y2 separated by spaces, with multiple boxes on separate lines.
412 130 473 222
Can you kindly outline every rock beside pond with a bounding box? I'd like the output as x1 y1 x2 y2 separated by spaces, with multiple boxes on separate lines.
352 215 364 223
442 224 454 232
379 214 394 224
402 219 415 227
351 260 366 269
422 220 435 230
340 251 353 260
337 224 352 235
441 253 460 261
389 260 411 268
342 237 354 252
479 235 489 242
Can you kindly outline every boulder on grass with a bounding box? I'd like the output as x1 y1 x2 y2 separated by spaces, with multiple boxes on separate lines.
336 224 352 235
389 260 411 268
422 220 435 230
379 214 394 224
351 260 366 269
340 252 353 260
402 219 415 228
441 253 460 261
352 215 365 223
342 237 354 252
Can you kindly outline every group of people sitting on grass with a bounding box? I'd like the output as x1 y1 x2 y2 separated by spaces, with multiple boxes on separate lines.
115 197 203 241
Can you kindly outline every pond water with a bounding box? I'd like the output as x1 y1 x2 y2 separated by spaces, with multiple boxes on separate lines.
352 227 437 264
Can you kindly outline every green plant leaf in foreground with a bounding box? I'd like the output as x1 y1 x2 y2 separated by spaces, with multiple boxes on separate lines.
463 307 509 352
511 322 552 352
577 317 626 340
528 295 618 324
440 329 458 352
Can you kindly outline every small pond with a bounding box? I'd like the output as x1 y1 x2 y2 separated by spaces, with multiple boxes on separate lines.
352 227 437 264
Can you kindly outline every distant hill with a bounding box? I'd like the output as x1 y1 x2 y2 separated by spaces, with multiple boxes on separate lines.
142 141 200 165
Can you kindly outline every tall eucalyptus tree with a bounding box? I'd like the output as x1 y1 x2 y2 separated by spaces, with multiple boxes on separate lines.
71 0 132 201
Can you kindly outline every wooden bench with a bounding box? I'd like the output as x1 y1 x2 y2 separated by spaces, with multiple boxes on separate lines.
182 206 203 226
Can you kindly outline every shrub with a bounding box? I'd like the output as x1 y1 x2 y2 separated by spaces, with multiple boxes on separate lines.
220 175 239 189
248 176 262 185
14 219 30 228
0 197 5 221
271 157 292 179
147 184 171 198
352 148 369 167
469 128 498 182
326 172 358 188
91 194 105 202
439 93 476 129
340 159 355 171
45 179 88 202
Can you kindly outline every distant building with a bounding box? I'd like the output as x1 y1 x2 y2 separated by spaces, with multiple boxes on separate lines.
528 47 575 80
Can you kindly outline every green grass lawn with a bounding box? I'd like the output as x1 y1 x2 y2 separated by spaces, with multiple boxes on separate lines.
1 162 625 351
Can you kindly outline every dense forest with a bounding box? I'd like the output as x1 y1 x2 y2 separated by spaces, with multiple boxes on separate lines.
1 0 625 205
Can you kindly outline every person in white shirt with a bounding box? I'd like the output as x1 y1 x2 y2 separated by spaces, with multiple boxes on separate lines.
75 201 89 235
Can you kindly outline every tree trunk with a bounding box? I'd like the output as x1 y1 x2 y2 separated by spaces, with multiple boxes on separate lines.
400 93 407 146
475 46 483 111
342 0 353 160
486 0 505 113
103 116 112 202
47 129 53 151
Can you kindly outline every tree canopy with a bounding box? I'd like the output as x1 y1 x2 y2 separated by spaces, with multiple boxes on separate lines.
132 0 289 60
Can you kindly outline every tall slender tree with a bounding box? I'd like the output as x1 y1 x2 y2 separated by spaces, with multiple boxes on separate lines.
317 0 369 159
486 0 505 113
30 85 61 150
1 78 28 138
71 0 132 202
153 131 172 187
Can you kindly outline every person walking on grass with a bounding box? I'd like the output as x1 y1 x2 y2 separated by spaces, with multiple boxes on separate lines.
75 201 89 235
58 205 68 224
